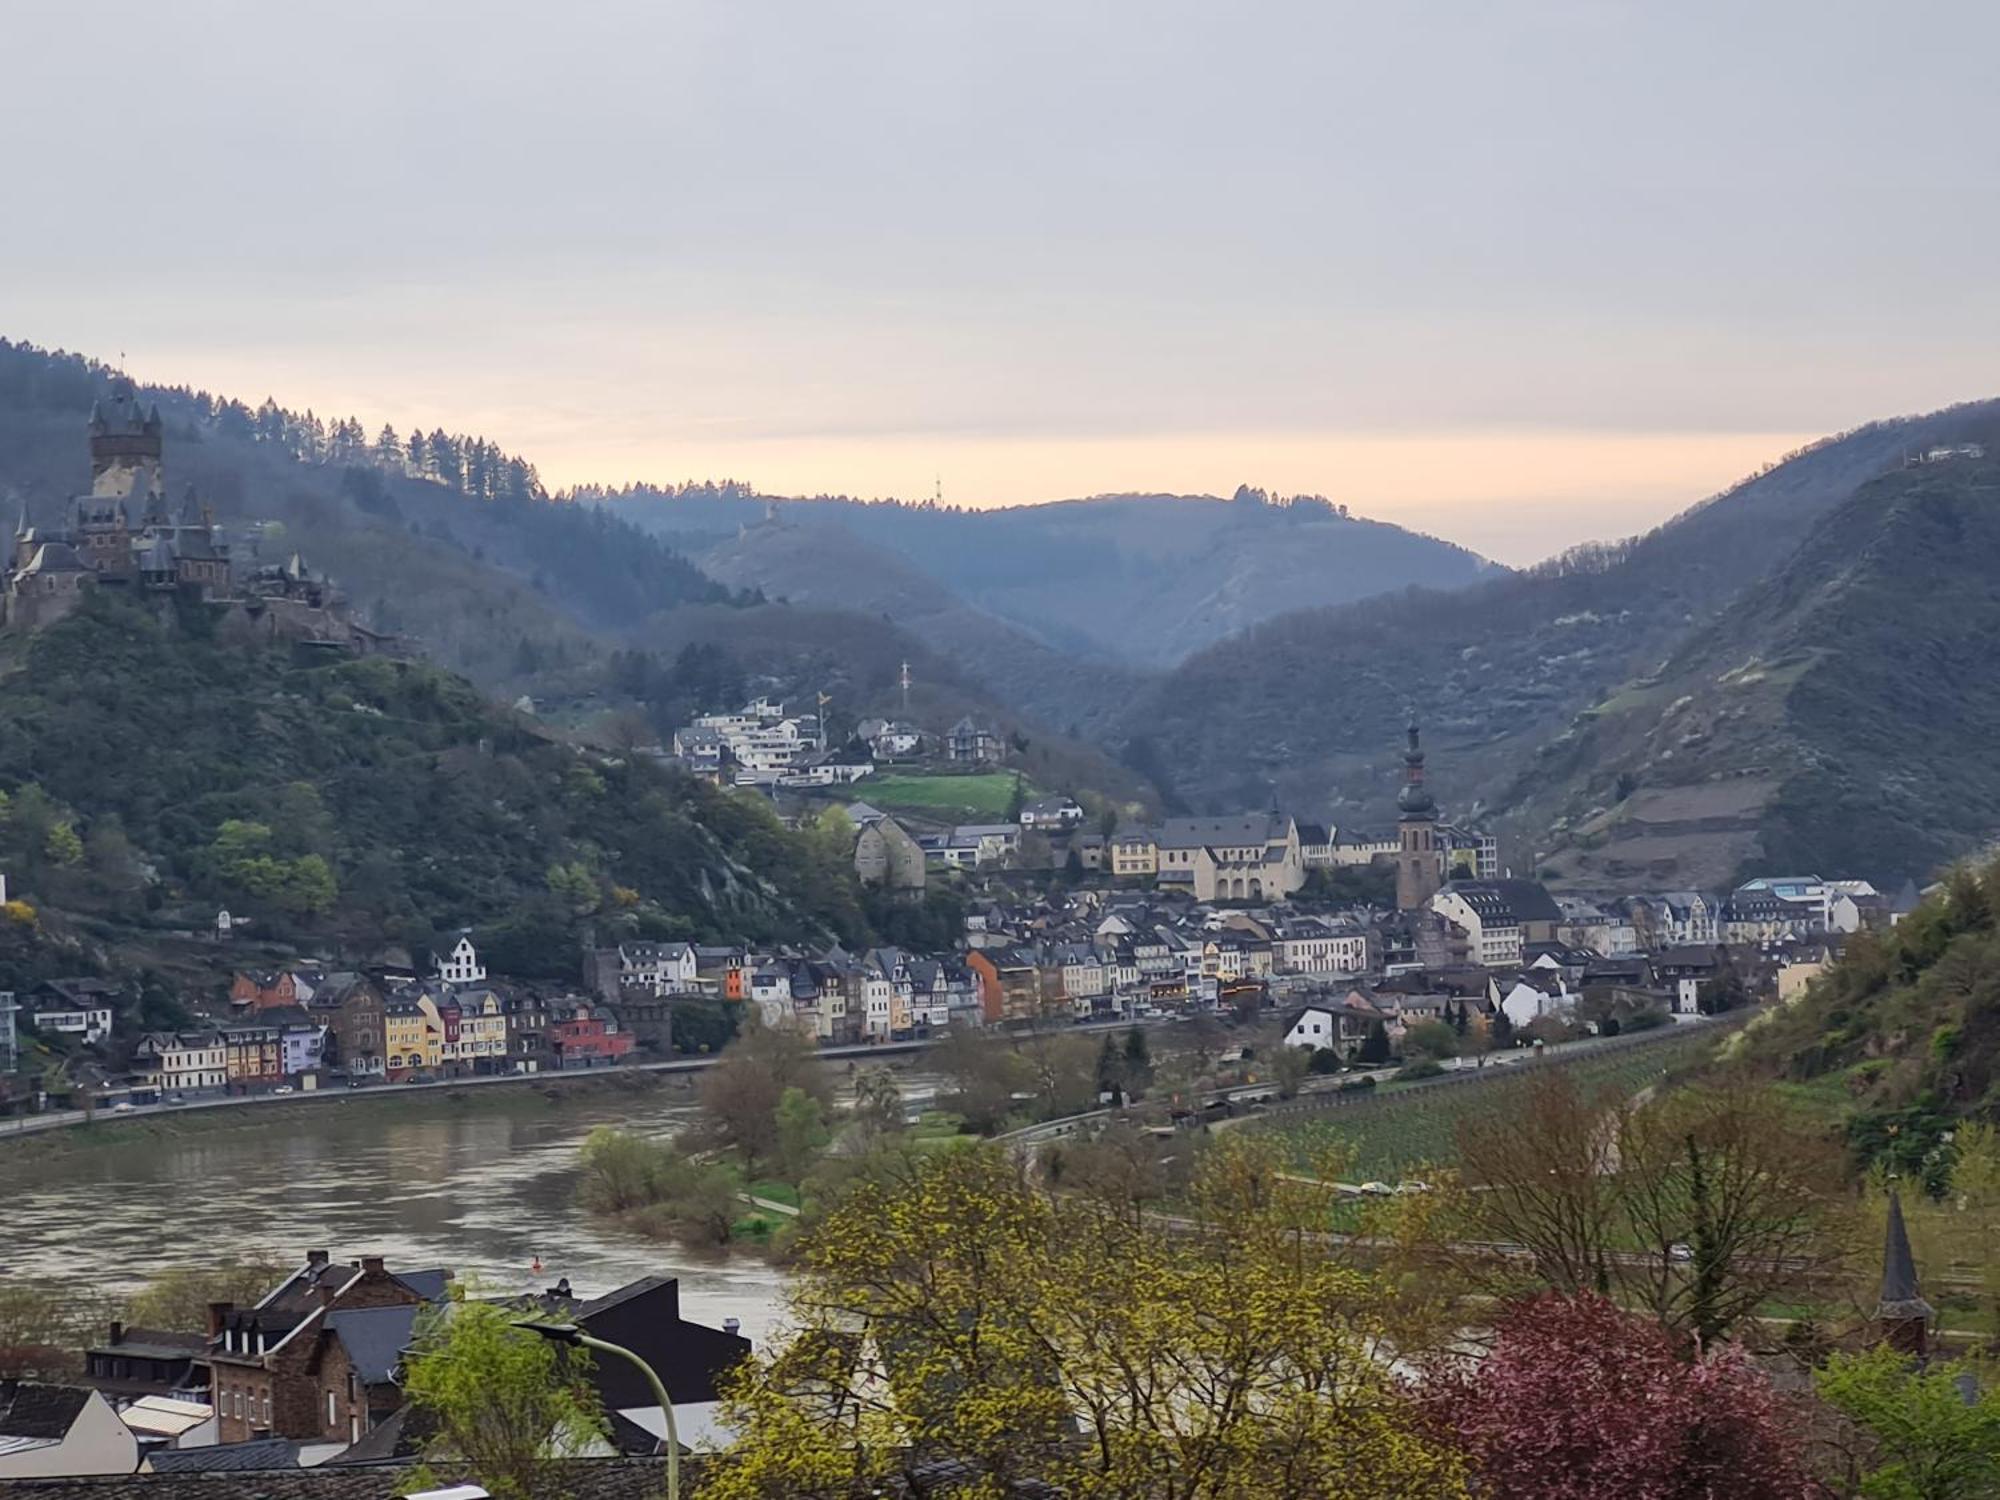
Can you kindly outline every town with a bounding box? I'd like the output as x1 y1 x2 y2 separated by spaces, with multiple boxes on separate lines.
0 711 1897 1117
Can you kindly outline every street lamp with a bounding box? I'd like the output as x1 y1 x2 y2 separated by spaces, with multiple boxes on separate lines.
515 1321 679 1500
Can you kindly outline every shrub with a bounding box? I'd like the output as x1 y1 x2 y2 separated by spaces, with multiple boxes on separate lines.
1394 1059 1445 1082
1338 1075 1378 1094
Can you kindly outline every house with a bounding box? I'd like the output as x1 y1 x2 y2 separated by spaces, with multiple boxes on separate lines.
953 823 1021 866
82 1323 209 1404
1437 824 1501 881
1627 891 1718 948
445 989 509 1073
618 942 700 996
205 1252 448 1446
310 974 384 1080
0 1381 138 1478
966 947 1045 1025
550 1001 635 1068
1496 974 1575 1030
219 1021 284 1093
858 718 924 758
436 935 486 986
946 717 1004 764
1429 880 1561 968
1279 993 1385 1057
1274 920 1371 976
1109 832 1159 879
382 995 440 1081
1018 796 1084 830
1295 822 1334 868
27 980 120 1044
134 1032 228 1096
853 816 927 893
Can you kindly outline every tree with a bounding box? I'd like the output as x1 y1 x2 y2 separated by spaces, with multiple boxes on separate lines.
774 1086 831 1186
1454 1075 1851 1339
699 1019 832 1177
1420 1292 1814 1500
124 1254 290 1333
1271 1042 1312 1099
1121 1025 1152 1089
44 820 82 866
1404 1019 1459 1060
401 1298 609 1500
1816 1346 2000 1500
846 1067 905 1141
1358 1019 1393 1066
703 1138 1464 1499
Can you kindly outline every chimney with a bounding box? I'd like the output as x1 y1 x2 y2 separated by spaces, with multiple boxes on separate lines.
306 1248 329 1268
109 1319 125 1347
723 1317 741 1337
361 1255 385 1277
207 1301 235 1339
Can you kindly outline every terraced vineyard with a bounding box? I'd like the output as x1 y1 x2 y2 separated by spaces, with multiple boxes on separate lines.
1262 1027 1724 1184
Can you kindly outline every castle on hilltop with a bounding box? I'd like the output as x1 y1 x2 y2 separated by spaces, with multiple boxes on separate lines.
4 382 400 653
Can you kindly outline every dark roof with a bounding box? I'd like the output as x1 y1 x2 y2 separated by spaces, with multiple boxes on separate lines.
1877 1191 1935 1323
391 1268 452 1304
0 1382 90 1441
148 1439 301 1473
0 1459 681 1499
323 1304 422 1385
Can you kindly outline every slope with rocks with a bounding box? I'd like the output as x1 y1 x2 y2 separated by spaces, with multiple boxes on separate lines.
1519 451 2000 888
1123 401 2000 844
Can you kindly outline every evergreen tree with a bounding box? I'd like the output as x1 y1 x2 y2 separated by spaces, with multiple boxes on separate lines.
1358 1019 1392 1066
1452 1000 1469 1038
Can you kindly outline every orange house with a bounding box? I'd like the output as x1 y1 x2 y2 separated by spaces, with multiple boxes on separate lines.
230 970 297 1012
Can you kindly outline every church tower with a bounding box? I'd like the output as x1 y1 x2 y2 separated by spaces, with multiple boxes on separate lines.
88 381 165 505
1395 717 1441 912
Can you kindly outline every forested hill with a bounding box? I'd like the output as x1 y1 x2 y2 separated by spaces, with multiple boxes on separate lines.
1519 449 2000 889
0 340 1152 805
0 339 740 689
592 483 1496 668
0 596 885 986
1121 400 2000 844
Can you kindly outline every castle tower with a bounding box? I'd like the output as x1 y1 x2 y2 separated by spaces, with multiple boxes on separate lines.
88 382 165 505
1876 1190 1934 1358
1395 717 1441 913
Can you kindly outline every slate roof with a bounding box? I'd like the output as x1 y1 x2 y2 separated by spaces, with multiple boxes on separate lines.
323 1304 422 1385
0 1382 89 1441
0 1459 681 1499
148 1439 301 1473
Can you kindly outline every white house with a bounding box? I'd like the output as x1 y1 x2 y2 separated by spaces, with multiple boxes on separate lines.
28 982 118 1044
1430 887 1523 968
1497 978 1574 1030
437 935 486 986
0 1382 139 1478
1282 1005 1344 1052
1019 796 1085 830
137 1032 228 1095
620 942 700 995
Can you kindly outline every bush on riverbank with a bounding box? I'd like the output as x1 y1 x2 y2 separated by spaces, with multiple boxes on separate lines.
575 1126 739 1247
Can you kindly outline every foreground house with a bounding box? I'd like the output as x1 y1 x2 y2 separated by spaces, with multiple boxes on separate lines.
0 1382 137 1479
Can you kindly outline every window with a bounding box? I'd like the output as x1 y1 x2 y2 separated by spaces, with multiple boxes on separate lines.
327 1390 338 1427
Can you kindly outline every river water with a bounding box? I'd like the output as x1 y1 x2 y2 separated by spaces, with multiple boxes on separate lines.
0 1081 831 1347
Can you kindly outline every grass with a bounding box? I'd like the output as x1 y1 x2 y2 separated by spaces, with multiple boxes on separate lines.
1267 1032 1720 1184
865 772 1025 817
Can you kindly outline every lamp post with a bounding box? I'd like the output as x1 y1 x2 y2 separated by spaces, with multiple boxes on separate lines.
515 1321 679 1500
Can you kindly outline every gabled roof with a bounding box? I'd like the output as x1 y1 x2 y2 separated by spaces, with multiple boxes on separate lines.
0 1381 90 1441
323 1304 422 1385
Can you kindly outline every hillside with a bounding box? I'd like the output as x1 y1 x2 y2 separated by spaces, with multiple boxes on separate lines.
1521 452 2000 888
691 515 1145 737
1737 865 2000 1181
0 596 882 985
0 340 1149 808
1124 401 2000 846
595 485 1496 669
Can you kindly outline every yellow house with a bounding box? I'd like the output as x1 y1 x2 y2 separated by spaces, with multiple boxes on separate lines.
450 989 509 1070
384 997 441 1079
1109 833 1158 878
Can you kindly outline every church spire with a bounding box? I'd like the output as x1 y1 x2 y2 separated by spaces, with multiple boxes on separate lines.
1876 1190 1934 1357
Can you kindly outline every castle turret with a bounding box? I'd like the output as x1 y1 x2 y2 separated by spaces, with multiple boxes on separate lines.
1395 716 1442 913
88 382 164 504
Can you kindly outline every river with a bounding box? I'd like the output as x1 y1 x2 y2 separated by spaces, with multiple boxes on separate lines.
0 1080 845 1347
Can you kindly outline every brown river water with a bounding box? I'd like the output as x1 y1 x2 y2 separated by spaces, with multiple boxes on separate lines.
0 1080 859 1347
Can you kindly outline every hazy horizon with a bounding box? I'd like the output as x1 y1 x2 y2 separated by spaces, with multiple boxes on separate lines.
8 1 1997 565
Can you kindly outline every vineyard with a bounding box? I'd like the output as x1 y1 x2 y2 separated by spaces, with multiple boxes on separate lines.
1264 1028 1723 1184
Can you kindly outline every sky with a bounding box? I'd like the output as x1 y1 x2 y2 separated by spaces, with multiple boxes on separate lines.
5 1 1998 564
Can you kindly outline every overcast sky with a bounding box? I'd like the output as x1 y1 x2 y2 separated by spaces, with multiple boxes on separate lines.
5 1 1997 562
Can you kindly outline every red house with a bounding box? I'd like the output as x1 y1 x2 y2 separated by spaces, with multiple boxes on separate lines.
550 1003 634 1069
